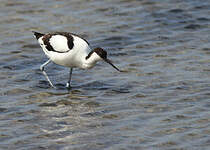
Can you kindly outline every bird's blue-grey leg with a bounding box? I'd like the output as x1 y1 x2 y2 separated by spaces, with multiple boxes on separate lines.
66 68 73 88
40 59 55 88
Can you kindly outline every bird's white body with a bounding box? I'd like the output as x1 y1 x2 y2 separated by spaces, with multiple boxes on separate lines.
33 31 120 88
38 35 101 69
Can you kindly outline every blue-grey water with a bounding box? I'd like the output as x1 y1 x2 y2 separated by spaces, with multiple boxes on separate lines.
0 0 210 150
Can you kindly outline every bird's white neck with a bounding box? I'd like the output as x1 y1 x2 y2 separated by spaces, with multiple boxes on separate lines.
82 52 102 69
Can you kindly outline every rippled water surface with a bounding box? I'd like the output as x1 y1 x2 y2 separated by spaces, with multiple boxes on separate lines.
1 0 210 149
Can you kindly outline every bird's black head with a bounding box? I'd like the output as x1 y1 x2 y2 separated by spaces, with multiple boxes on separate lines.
86 47 107 60
93 47 107 59
86 47 121 72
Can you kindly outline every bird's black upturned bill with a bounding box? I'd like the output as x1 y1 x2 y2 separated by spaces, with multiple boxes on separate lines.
104 58 122 72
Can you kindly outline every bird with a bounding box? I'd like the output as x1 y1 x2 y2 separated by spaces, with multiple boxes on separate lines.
33 31 121 88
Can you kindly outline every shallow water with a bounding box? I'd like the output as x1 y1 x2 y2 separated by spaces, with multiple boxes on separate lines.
0 0 210 149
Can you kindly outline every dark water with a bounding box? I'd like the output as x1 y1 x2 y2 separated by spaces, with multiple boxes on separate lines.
0 0 210 149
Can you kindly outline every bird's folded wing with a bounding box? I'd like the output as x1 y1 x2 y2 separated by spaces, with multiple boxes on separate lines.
43 34 74 53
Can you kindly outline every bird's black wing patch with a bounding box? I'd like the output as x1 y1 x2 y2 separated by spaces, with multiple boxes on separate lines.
42 33 74 53
42 34 56 52
56 32 74 50
56 32 89 45
39 32 89 53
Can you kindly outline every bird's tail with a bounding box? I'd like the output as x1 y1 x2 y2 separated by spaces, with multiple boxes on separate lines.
32 31 44 40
